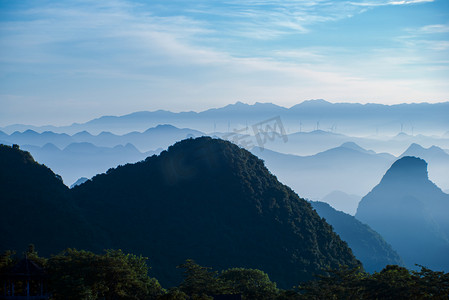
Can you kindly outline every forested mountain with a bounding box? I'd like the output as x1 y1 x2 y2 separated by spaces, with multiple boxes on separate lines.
356 156 449 271
0 139 361 289
310 201 403 272
71 137 361 288
0 145 100 254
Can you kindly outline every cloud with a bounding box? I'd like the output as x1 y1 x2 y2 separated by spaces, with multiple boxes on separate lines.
418 24 449 34
389 0 434 5
0 0 448 127
350 0 433 6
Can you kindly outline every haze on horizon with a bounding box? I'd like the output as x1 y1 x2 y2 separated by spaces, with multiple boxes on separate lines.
1 0 449 126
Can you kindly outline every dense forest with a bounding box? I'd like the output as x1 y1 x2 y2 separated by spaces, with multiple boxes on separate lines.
1 245 448 300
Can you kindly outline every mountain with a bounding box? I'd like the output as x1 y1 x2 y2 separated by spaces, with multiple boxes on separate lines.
21 142 154 186
251 142 395 200
70 137 361 288
1 125 204 152
70 177 88 188
356 156 449 271
321 191 361 216
0 144 99 255
310 201 404 272
400 143 449 191
2 100 448 136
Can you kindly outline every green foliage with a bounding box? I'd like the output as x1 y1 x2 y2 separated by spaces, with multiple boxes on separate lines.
177 259 228 297
25 243 47 267
46 248 164 300
219 268 278 299
0 250 16 272
2 246 449 300
298 265 367 299
298 265 449 300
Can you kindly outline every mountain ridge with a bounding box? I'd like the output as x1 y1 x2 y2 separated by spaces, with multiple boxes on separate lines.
2 100 448 135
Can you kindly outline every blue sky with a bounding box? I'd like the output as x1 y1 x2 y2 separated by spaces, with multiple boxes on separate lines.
1 0 448 125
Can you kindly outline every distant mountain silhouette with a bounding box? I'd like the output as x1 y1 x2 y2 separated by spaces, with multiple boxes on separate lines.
356 156 449 271
71 137 361 288
321 191 361 215
400 143 449 190
21 142 154 185
310 201 404 272
0 144 99 255
251 142 395 200
0 125 204 152
2 100 448 135
70 177 88 188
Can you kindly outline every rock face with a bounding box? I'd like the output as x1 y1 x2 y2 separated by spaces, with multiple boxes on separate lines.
311 201 404 273
356 156 449 271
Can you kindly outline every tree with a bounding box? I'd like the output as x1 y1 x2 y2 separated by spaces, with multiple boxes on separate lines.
363 265 413 299
219 268 278 299
47 248 164 300
411 265 449 299
298 265 366 299
177 259 228 297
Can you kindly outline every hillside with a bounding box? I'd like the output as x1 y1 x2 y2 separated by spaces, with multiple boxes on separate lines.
0 139 361 289
0 144 99 254
70 137 361 288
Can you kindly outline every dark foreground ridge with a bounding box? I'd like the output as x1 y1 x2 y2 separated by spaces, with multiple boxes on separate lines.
71 137 361 288
1 139 360 289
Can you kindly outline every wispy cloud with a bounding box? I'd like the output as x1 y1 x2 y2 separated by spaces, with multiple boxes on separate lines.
418 24 449 34
350 0 434 6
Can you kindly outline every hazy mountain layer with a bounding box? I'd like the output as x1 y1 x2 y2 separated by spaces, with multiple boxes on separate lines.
2 100 448 136
320 191 361 216
311 201 404 272
0 124 203 152
400 143 449 190
356 156 449 271
251 142 396 201
21 142 154 186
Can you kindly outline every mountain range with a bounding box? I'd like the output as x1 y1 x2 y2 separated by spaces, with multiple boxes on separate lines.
251 142 396 203
0 139 362 289
0 124 203 152
2 100 448 136
21 143 156 186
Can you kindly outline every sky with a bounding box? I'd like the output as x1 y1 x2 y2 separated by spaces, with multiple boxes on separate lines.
0 0 448 126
